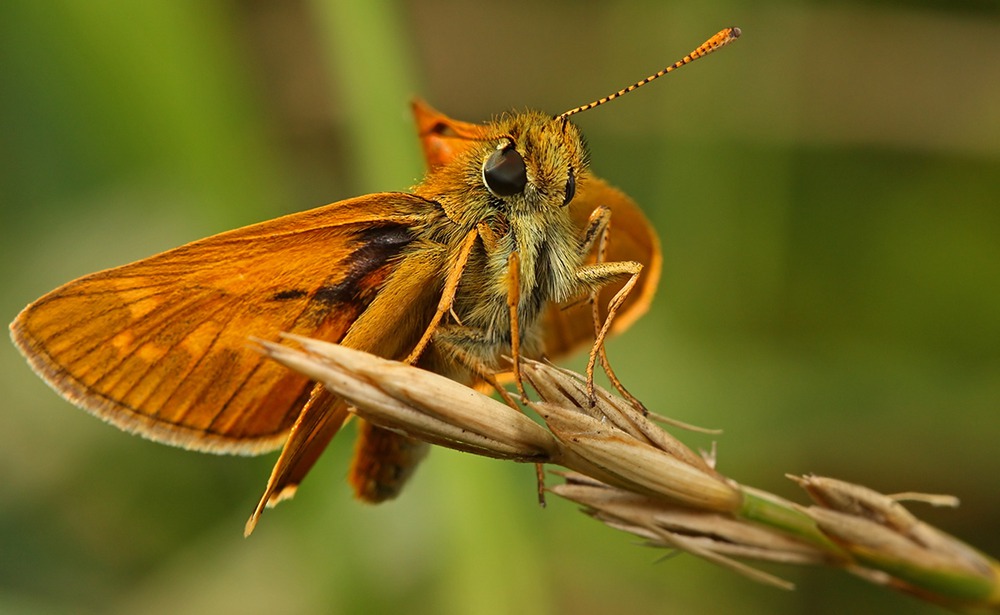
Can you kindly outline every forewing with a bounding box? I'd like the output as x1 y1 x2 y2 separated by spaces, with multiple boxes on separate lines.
11 193 438 454
541 176 662 360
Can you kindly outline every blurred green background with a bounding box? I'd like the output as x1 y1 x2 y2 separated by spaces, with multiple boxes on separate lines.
2 1 998 613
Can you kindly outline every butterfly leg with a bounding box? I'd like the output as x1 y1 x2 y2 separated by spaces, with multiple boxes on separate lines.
467 220 527 397
505 250 528 398
574 260 644 404
584 207 623 393
405 228 478 364
502 246 562 506
577 207 647 412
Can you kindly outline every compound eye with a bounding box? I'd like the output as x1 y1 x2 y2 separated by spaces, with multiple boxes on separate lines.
562 166 576 206
482 143 527 197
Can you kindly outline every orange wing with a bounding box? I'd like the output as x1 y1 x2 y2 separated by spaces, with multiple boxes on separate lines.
11 193 441 455
411 99 661 360
412 98 490 170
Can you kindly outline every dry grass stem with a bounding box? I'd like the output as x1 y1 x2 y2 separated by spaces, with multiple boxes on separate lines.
259 336 1000 613
256 335 557 461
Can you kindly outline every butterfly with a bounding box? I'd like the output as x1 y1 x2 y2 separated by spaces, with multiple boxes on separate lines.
11 27 740 534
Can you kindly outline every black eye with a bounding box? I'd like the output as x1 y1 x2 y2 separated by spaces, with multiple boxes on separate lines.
482 144 527 197
562 167 576 206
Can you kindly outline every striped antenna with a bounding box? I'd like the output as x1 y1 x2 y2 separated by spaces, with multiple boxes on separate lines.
558 26 741 119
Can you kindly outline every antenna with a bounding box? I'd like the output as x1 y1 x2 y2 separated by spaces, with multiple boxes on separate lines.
557 26 741 120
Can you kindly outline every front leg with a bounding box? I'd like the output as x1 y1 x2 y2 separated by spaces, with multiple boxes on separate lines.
576 205 649 409
575 260 644 404
405 228 478 364
579 206 623 396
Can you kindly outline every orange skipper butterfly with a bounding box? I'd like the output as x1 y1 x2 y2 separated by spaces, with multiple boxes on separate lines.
10 27 739 533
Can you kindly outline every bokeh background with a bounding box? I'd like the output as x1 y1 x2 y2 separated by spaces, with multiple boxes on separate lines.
2 2 998 613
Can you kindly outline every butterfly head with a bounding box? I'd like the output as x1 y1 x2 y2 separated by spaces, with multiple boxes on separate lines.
479 111 588 215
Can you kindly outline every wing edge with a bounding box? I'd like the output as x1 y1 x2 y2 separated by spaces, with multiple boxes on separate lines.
10 313 287 455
